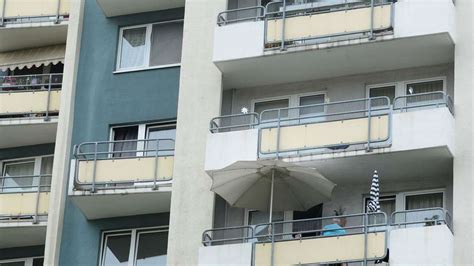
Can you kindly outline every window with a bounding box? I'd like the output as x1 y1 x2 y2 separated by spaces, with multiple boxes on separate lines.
405 80 444 104
405 192 443 210
253 98 289 121
247 210 284 238
369 85 396 107
1 156 53 193
365 195 396 223
101 228 168 266
112 126 139 158
110 122 176 158
117 21 183 71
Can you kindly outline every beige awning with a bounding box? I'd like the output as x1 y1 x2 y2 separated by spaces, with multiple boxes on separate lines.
0 44 65 71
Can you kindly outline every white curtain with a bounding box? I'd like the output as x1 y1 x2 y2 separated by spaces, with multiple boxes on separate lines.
2 161 35 192
119 27 147 69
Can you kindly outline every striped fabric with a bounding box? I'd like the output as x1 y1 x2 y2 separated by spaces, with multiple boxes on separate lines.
367 170 380 213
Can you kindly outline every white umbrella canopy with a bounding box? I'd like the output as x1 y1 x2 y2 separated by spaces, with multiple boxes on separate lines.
207 160 336 213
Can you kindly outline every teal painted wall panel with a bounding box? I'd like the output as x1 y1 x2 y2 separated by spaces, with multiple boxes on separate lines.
0 245 44 260
58 0 182 264
0 143 55 161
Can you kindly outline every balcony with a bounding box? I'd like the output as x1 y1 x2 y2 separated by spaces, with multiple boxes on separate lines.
69 139 175 219
205 92 454 182
0 174 51 249
213 0 455 88
0 74 62 149
0 0 69 52
200 208 452 265
96 0 185 17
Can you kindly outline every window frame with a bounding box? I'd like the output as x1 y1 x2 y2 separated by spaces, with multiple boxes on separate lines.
99 226 169 266
115 20 184 74
0 257 43 266
109 121 177 157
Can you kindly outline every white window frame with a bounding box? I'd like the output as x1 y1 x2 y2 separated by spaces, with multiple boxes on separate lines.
296 91 327 119
0 155 54 192
99 226 169 266
0 257 43 266
115 20 183 73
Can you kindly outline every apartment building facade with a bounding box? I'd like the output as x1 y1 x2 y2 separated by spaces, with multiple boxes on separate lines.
1 0 473 265
0 0 70 264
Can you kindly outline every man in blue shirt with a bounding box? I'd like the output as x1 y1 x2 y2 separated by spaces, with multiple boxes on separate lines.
322 217 347 236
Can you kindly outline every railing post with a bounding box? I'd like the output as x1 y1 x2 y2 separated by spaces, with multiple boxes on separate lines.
55 0 61 24
363 213 368 266
369 0 375 40
153 139 159 190
91 142 98 193
280 0 287 51
44 74 52 121
33 175 41 224
367 98 372 152
270 222 275 266
0 0 5 27
276 109 281 159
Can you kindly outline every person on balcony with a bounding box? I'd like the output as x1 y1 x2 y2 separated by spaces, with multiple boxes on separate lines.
322 216 347 236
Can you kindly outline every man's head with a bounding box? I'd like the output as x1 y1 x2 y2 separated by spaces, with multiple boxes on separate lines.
332 217 347 227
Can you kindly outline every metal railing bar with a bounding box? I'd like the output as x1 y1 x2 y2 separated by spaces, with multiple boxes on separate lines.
217 6 265 26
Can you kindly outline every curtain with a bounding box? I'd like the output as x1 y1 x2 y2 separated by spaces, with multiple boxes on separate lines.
254 99 289 121
299 94 325 116
40 156 54 191
119 27 147 69
113 126 139 158
404 193 443 225
149 22 183 67
370 85 396 107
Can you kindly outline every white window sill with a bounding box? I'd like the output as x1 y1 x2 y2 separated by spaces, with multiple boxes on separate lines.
113 63 181 74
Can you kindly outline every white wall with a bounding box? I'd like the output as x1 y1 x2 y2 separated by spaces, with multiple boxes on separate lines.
390 225 453 265
198 243 253 266
394 0 456 41
205 129 258 171
213 21 264 62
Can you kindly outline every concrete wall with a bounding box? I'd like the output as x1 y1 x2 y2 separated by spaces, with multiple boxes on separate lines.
453 0 473 264
198 243 252 266
167 0 227 265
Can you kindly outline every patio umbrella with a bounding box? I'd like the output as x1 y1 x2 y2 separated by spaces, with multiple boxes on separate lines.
207 159 336 223
367 170 380 213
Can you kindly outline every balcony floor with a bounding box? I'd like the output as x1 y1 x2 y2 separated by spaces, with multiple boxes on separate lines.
0 222 46 249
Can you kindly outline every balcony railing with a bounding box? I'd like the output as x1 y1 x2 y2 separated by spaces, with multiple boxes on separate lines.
73 139 175 193
0 174 51 224
217 0 394 50
0 0 70 26
202 208 451 265
209 92 453 158
203 212 388 265
0 73 62 120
